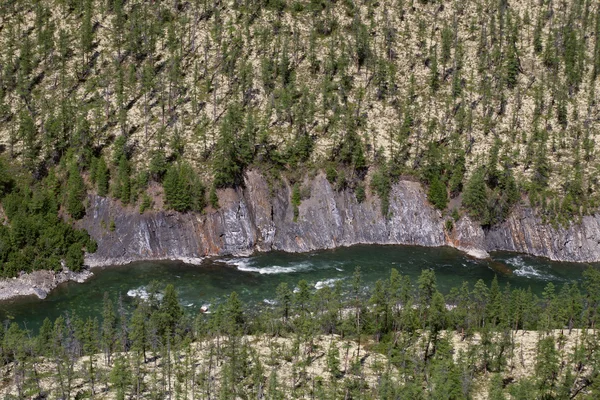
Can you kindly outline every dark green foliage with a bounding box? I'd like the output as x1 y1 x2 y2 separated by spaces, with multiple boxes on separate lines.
504 41 520 88
18 111 38 171
110 356 132 400
325 164 337 185
158 284 183 334
163 162 206 213
336 129 366 173
429 46 439 92
0 169 96 277
428 176 448 210
448 152 466 197
139 193 151 214
213 105 252 188
533 15 543 54
96 156 110 197
209 185 219 209
0 158 15 196
149 149 167 182
114 155 131 205
355 182 366 203
370 165 392 217
67 162 86 219
291 183 301 222
463 168 488 222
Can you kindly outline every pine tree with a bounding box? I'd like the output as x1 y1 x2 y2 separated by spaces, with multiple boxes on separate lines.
429 45 440 92
80 0 94 67
505 41 520 88
110 355 132 400
96 156 109 197
327 342 341 379
67 163 86 219
160 284 183 335
163 162 206 212
291 183 301 222
130 303 148 362
428 176 448 210
18 111 38 171
102 293 117 365
463 168 488 222
274 282 291 323
116 155 130 204
209 185 219 209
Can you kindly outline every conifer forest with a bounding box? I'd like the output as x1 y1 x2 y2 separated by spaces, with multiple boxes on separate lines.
0 0 600 277
3 267 600 398
1 0 600 397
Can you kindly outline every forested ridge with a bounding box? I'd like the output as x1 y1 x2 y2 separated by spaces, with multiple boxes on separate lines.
3 267 600 398
1 0 600 223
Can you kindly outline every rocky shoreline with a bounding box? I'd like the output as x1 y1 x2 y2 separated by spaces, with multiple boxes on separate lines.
2 170 600 302
0 268 93 301
78 170 600 265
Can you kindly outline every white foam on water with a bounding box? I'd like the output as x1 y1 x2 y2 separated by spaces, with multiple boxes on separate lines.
315 278 342 290
335 267 343 272
222 258 254 269
263 299 276 305
507 257 554 280
127 287 149 300
234 260 315 275
127 287 163 301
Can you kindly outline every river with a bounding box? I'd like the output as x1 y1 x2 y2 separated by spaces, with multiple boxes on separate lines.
0 245 595 331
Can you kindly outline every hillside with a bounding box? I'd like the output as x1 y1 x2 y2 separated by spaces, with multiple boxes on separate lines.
0 0 599 276
3 268 600 399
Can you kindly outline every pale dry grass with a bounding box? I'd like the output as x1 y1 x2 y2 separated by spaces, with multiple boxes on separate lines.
0 0 598 196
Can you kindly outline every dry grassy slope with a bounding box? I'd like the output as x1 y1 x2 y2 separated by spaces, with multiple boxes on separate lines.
0 331 592 399
0 0 599 198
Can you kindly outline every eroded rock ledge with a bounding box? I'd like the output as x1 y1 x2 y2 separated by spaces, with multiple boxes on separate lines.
3 171 599 301
0 268 93 301
81 170 600 267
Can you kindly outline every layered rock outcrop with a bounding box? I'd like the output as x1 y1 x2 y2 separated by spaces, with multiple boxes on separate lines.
485 207 600 263
79 170 600 266
80 171 449 266
3 170 600 301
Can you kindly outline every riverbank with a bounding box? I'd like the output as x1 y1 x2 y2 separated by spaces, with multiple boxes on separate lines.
0 267 93 301
1 170 600 302
78 171 600 266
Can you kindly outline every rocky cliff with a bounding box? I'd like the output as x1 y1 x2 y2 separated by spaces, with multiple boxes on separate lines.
485 208 600 263
79 171 600 267
3 170 598 301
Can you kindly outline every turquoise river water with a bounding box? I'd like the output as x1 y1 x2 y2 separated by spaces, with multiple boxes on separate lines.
0 245 595 331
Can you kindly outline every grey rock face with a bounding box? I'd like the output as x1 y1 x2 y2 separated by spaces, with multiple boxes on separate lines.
269 175 446 252
448 216 489 259
79 171 600 266
7 172 600 301
484 207 600 262
0 268 93 300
